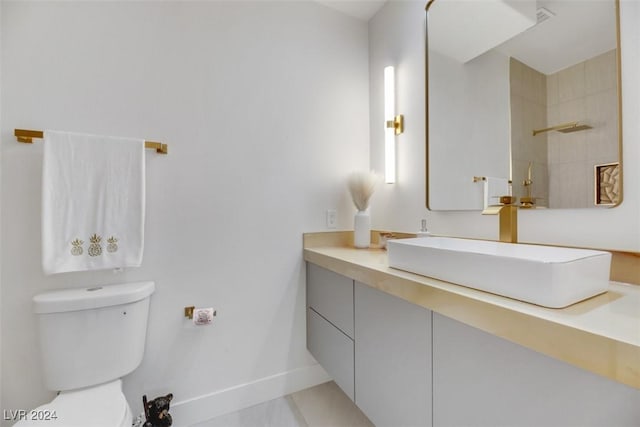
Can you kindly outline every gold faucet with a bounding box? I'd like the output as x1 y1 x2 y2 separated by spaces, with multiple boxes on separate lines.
520 162 535 209
482 196 518 243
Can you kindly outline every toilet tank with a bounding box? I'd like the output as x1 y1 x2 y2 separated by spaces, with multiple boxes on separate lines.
33 281 155 391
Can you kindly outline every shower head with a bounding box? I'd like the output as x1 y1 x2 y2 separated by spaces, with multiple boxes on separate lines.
532 121 592 136
556 123 593 133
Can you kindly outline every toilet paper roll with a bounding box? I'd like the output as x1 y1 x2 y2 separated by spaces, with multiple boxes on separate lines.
193 307 215 325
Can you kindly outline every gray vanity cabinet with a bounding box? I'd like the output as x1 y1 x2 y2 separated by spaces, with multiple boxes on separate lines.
307 262 640 427
306 263 354 337
306 263 432 426
306 263 354 399
354 281 432 427
432 313 640 427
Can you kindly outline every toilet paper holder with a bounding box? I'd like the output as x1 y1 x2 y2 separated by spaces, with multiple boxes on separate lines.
184 306 217 319
184 306 195 319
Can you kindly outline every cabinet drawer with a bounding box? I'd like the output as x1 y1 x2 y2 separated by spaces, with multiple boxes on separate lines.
433 313 640 427
306 263 354 338
354 282 432 427
307 307 355 401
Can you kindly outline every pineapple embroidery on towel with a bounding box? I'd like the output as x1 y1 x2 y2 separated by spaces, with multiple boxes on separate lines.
70 239 84 256
107 236 119 253
88 234 103 257
69 234 118 257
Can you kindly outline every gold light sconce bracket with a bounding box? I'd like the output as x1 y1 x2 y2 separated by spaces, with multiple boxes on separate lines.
386 115 405 135
14 128 169 154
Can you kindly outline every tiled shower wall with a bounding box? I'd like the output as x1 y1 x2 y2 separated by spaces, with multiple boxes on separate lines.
510 50 618 208
547 49 618 208
510 58 549 207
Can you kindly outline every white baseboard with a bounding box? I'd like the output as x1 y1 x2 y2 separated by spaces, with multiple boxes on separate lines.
170 364 331 427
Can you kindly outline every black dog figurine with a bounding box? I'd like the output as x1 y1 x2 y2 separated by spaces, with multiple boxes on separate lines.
142 393 173 427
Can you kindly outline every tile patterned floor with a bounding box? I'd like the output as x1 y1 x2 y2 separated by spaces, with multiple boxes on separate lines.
191 381 373 427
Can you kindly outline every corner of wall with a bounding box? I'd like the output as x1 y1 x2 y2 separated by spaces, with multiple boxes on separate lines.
0 0 4 414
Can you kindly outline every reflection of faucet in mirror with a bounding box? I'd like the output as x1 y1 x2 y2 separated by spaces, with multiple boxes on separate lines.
520 162 535 209
482 195 518 243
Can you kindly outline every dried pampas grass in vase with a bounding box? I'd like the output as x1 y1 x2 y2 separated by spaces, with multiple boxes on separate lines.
347 171 380 248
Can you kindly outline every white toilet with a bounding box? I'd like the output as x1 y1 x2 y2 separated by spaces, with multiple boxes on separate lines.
16 281 155 427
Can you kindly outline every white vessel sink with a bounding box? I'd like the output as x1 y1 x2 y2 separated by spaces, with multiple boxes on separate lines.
387 237 611 308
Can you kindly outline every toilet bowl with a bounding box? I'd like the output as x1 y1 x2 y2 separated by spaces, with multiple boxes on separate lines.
15 281 155 427
16 380 132 427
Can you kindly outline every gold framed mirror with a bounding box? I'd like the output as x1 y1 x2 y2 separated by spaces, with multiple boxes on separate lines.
425 0 622 211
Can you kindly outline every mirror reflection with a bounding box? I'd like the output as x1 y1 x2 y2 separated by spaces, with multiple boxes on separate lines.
426 0 621 211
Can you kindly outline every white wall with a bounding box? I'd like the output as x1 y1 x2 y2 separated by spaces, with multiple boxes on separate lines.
428 48 511 211
0 1 369 425
369 0 640 252
0 0 3 414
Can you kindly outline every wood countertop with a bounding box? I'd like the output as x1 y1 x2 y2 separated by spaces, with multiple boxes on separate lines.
303 232 640 390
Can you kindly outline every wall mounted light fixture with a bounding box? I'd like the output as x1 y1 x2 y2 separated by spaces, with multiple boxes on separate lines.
384 66 404 184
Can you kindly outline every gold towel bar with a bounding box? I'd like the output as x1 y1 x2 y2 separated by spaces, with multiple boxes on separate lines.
14 129 168 154
473 176 513 184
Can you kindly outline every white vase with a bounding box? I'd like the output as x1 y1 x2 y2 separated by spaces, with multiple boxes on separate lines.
353 210 370 248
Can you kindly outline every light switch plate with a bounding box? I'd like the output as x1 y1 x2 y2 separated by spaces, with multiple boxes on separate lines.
326 209 337 229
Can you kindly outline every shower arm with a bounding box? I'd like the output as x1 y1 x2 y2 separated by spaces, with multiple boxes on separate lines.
532 121 591 136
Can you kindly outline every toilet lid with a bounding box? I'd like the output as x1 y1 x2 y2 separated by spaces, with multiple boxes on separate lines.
15 380 130 427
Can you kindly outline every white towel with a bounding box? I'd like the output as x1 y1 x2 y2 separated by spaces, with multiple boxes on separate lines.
42 131 145 275
483 177 510 209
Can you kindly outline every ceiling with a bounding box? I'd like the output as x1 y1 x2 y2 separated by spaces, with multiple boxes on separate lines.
315 0 387 21
315 0 615 74
496 0 616 75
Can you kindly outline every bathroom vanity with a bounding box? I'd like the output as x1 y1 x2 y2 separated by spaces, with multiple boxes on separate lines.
304 232 640 427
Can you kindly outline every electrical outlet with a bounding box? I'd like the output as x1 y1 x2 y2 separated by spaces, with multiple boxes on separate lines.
326 209 337 229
